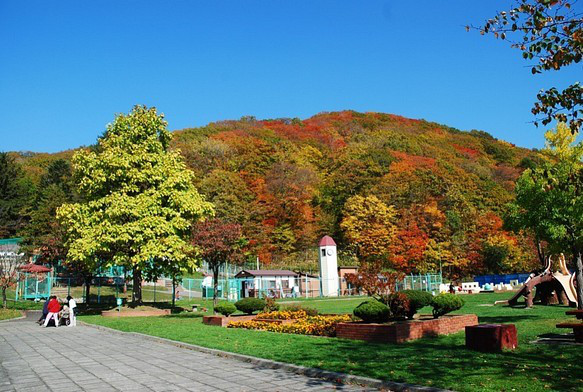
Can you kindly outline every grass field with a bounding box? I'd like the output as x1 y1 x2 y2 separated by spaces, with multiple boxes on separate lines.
0 308 23 321
79 293 583 392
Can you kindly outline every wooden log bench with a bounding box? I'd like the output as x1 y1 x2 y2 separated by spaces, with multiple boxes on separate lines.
556 323 583 343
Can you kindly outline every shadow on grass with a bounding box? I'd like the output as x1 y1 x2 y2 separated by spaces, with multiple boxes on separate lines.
284 334 583 391
478 315 542 324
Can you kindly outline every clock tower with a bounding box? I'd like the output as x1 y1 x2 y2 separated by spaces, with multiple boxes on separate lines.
318 235 339 296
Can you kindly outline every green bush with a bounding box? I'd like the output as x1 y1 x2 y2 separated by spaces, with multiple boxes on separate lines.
214 301 237 317
281 303 319 316
383 292 410 320
431 293 465 318
402 290 433 319
263 297 280 312
235 297 266 315
353 300 390 323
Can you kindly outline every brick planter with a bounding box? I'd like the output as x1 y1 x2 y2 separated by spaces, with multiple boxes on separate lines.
203 314 257 327
101 309 171 317
336 314 478 343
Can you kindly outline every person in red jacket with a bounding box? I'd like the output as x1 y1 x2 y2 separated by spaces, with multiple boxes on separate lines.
43 296 61 327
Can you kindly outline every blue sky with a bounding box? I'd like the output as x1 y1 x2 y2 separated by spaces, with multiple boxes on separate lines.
0 1 579 152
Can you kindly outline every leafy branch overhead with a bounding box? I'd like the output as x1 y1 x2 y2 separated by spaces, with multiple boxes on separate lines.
469 0 582 132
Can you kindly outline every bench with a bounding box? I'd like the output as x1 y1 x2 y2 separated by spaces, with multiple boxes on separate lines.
556 323 583 343
565 310 583 320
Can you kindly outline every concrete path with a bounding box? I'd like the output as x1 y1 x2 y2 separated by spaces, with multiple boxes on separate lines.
0 312 370 392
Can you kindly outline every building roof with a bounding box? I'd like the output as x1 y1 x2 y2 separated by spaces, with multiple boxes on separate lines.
318 235 336 247
0 238 22 246
18 263 52 273
235 269 298 278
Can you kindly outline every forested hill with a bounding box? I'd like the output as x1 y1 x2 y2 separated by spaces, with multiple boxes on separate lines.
14 111 541 277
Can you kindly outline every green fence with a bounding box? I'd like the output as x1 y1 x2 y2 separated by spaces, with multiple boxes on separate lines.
15 272 53 300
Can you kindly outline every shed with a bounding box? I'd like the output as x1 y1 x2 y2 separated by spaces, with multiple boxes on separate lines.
235 270 298 298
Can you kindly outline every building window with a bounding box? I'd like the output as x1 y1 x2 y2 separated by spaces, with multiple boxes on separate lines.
321 249 326 257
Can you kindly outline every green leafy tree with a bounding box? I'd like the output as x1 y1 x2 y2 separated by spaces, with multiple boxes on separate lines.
471 0 582 132
0 153 33 237
21 159 74 265
58 106 213 303
506 123 583 308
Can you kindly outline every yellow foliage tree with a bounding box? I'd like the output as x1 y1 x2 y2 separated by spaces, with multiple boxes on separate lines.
340 195 396 260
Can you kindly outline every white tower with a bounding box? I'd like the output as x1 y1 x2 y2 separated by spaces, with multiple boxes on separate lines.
318 235 339 297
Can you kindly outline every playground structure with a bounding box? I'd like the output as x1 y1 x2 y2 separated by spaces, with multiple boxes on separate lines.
506 254 578 308
15 264 53 301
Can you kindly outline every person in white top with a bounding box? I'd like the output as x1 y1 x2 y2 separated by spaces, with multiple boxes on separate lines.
67 296 77 327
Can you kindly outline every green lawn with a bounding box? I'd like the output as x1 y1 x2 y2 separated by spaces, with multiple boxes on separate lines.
79 293 583 392
0 308 23 321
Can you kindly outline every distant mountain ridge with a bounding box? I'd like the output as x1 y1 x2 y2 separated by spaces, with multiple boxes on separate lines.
13 110 541 276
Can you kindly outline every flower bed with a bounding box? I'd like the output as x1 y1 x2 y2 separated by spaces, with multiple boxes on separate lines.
255 310 307 320
228 314 351 337
336 314 478 343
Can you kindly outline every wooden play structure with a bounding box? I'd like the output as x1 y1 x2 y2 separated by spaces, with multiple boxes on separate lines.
506 254 578 308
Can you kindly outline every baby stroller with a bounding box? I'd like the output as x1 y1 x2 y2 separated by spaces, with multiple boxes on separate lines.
59 306 71 326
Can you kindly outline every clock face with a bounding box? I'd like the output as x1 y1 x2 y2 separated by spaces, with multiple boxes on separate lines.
326 248 334 256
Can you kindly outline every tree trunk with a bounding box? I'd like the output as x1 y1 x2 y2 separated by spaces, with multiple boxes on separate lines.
2 287 7 309
84 275 92 304
536 239 546 267
132 266 142 304
575 252 583 310
172 278 176 309
213 267 219 310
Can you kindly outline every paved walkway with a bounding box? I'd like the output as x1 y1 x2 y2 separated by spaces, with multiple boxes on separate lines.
0 312 370 392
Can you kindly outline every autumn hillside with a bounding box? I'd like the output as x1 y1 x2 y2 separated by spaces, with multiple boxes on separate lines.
14 111 542 277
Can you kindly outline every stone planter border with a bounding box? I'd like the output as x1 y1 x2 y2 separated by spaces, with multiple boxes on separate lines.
203 314 257 327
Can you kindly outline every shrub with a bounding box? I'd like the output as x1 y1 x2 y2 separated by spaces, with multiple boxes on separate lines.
431 293 465 318
353 300 390 323
382 292 410 320
281 303 319 317
214 301 237 317
401 290 433 319
235 297 266 315
263 297 280 312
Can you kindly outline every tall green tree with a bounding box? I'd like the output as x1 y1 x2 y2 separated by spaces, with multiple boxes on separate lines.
506 123 583 308
58 106 214 303
0 153 32 238
21 159 74 265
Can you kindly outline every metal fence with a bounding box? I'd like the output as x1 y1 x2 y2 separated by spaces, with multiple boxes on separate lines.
14 271 443 304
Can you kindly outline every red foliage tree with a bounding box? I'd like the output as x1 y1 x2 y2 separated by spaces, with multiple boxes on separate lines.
191 219 245 307
344 261 404 302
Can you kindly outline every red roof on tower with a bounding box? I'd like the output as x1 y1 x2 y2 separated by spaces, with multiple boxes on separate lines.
318 235 336 247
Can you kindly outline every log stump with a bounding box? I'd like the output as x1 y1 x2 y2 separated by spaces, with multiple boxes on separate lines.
466 324 518 352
